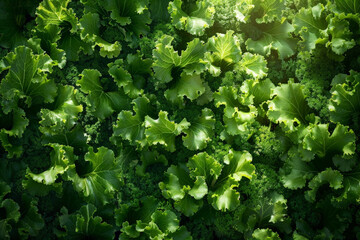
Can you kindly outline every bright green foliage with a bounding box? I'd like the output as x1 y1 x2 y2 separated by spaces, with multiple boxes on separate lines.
182 108 215 150
112 96 153 146
65 147 122 205
36 0 77 32
25 144 74 186
238 53 268 79
2 0 360 239
57 204 114 239
303 124 355 158
115 197 192 239
241 78 275 106
39 85 83 135
252 228 281 240
78 69 129 119
253 0 285 23
329 71 360 127
160 150 255 215
152 35 206 84
145 111 190 152
293 4 328 52
0 46 56 111
169 0 215 36
268 82 310 130
108 54 152 98
80 13 122 58
205 30 241 76
164 73 206 106
246 21 297 59
214 86 257 136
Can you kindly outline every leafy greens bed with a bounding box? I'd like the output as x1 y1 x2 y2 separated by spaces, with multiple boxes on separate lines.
1 0 360 239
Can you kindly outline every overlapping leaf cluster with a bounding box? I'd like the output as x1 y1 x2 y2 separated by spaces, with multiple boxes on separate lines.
1 0 360 239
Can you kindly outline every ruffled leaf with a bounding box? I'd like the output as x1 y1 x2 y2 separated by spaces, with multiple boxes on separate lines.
303 124 356 158
145 111 190 152
152 35 206 84
182 108 215 151
169 0 215 36
268 82 310 130
246 21 297 59
205 30 241 76
78 69 130 119
65 147 122 205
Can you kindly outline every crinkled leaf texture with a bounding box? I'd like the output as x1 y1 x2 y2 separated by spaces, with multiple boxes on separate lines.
25 144 74 187
78 69 130 119
39 85 83 136
164 72 206 106
65 147 123 205
246 21 297 59
268 82 310 131
0 46 56 111
115 197 191 239
169 0 215 36
80 13 122 58
152 35 206 84
205 30 241 76
112 96 153 147
303 123 355 158
329 71 360 127
214 86 257 136
160 150 255 215
145 111 190 152
35 0 78 32
57 204 114 240
182 108 215 151
103 0 151 38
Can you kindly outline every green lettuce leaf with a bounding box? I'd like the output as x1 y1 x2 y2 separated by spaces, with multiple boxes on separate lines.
35 0 77 33
145 111 190 152
305 168 343 202
112 96 154 146
108 53 152 98
57 204 114 239
164 72 206 106
333 0 360 15
253 0 285 23
39 85 83 136
152 35 206 84
24 144 74 186
252 228 281 240
238 52 268 79
103 0 151 37
182 108 215 151
169 0 215 36
0 46 56 111
303 123 356 158
78 69 130 119
293 4 328 52
214 86 257 136
241 78 275 106
268 82 311 131
160 150 255 214
79 12 122 58
246 21 297 59
205 30 242 76
329 71 360 127
65 147 122 205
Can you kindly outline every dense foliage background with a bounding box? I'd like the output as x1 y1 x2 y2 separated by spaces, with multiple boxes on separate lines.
0 0 360 239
